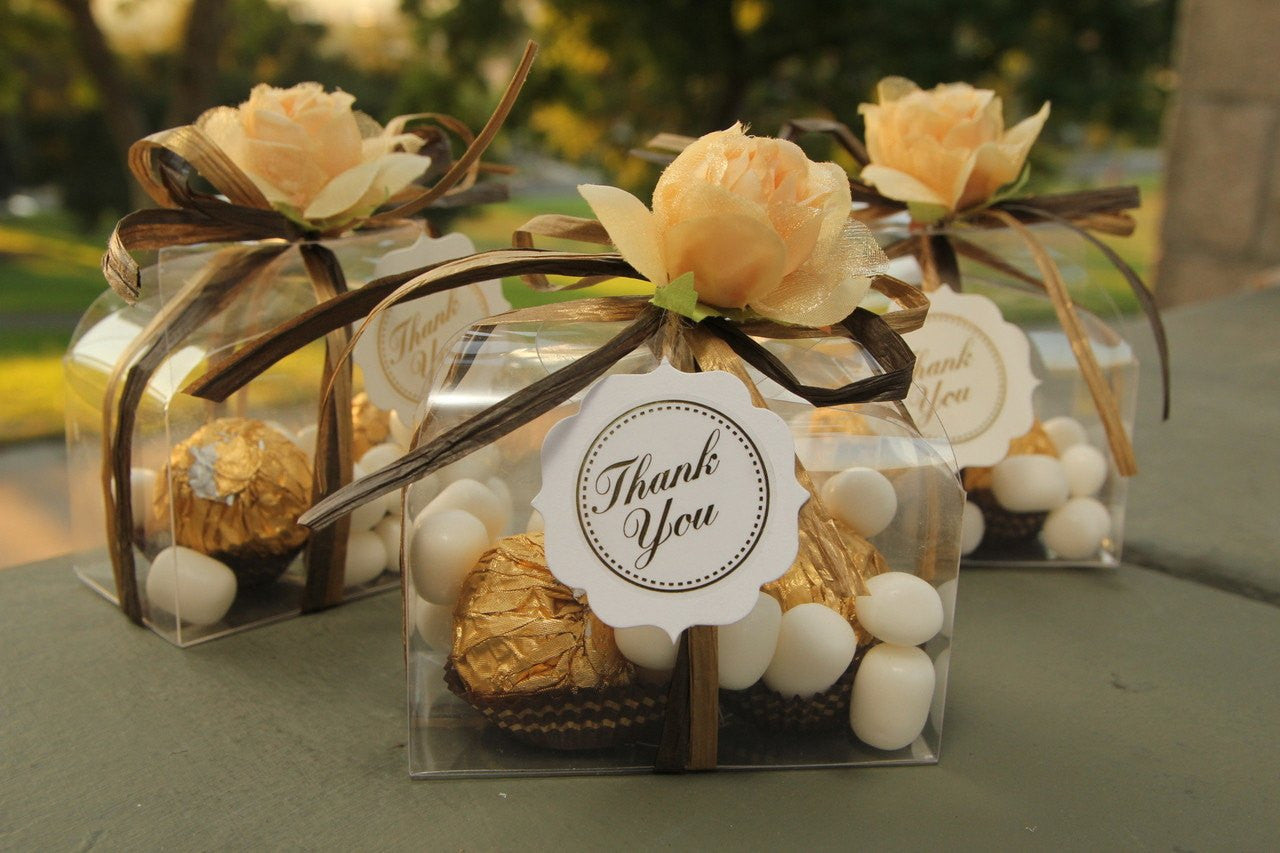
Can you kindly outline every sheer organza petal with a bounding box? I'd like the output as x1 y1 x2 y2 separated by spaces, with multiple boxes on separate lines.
750 220 886 325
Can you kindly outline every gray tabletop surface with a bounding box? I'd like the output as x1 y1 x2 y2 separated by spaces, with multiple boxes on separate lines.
1124 285 1280 603
4 291 1279 851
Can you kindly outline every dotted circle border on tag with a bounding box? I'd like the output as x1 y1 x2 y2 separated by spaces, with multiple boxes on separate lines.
576 400 770 592
929 313 1007 443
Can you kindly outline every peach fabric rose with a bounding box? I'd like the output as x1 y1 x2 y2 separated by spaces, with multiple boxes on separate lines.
858 77 1050 215
200 83 430 228
579 124 887 326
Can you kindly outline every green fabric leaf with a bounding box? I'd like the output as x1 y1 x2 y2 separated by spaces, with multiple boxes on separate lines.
907 201 949 225
649 272 723 322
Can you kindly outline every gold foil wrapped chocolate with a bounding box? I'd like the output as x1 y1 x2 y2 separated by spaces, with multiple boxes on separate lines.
351 391 391 460
451 534 633 695
763 520 887 645
154 417 311 585
962 420 1058 492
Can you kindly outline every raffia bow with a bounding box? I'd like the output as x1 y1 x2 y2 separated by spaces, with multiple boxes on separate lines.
638 121 1171 477
181 203 931 769
98 43 538 625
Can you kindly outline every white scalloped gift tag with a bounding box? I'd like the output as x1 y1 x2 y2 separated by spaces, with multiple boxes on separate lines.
353 231 506 420
534 361 809 641
902 286 1039 468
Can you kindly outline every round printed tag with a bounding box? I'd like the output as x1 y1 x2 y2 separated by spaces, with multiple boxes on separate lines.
902 286 1039 468
534 361 808 639
352 232 506 420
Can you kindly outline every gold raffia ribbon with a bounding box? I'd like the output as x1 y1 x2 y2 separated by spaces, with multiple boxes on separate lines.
96 44 537 624
985 209 1139 475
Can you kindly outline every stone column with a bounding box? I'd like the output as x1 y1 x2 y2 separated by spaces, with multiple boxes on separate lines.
1158 0 1280 306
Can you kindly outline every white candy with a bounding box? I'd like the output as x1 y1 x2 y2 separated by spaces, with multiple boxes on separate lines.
1042 416 1087 454
856 572 944 647
1042 497 1111 560
407 473 442 518
990 454 1069 512
348 494 387 532
358 442 403 473
763 603 856 698
342 462 385 531
485 476 515 530
344 529 387 587
414 598 454 652
849 643 935 751
438 445 500 485
525 509 545 534
717 592 782 689
418 478 508 541
379 488 403 519
130 467 156 527
389 409 414 450
820 467 897 538
293 424 318 457
145 546 237 626
614 625 679 671
937 578 957 638
960 500 984 556
1061 443 1108 497
409 508 491 605
374 516 403 568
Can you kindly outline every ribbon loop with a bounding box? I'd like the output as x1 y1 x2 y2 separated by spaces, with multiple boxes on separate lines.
702 307 915 408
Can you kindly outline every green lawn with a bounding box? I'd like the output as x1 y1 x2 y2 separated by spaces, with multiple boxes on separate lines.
0 184 1163 442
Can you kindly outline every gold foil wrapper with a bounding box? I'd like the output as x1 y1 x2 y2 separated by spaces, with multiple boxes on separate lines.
962 420 1057 492
155 417 311 569
763 520 888 645
351 391 391 461
452 534 633 695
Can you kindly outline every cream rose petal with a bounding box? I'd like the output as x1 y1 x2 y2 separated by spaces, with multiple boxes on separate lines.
859 164 949 207
959 143 1021 210
578 184 669 286
1002 101 1051 153
303 152 430 221
663 213 787 309
243 138 329 208
651 123 747 229
877 76 920 104
958 102 1049 209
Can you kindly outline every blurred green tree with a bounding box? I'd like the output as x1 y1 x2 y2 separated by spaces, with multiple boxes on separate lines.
0 0 1175 227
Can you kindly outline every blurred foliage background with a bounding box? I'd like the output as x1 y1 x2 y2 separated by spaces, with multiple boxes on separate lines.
0 0 1177 440
3 0 1176 224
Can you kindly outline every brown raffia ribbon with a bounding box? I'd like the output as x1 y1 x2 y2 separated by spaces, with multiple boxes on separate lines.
97 43 537 624
101 245 287 622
